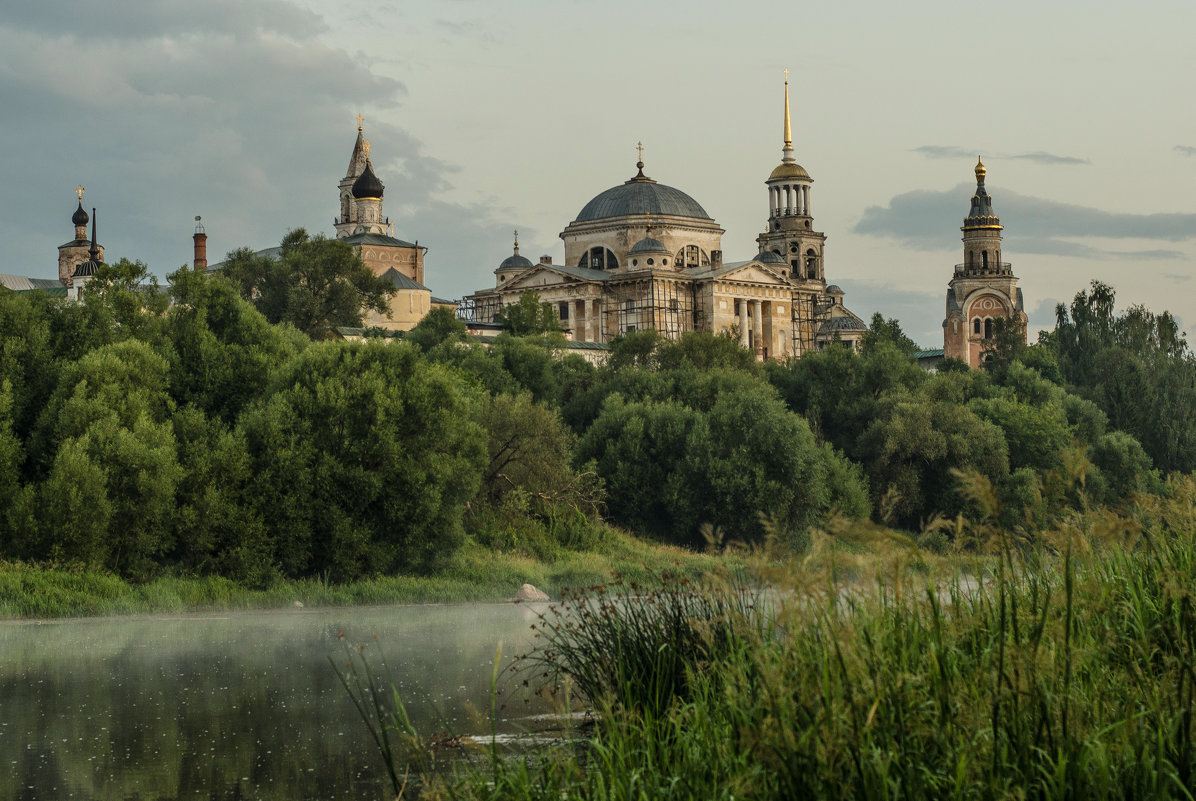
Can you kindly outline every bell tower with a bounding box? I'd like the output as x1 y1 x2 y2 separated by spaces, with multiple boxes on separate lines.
943 158 1027 367
755 71 826 284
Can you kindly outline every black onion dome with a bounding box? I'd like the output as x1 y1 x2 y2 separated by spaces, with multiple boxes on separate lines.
575 170 711 222
72 202 89 226
351 161 385 199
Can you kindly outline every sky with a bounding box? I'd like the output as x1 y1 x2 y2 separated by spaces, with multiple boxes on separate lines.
2 0 1193 347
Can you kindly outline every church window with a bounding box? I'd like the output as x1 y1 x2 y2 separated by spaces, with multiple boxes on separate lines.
790 244 798 254
973 318 981 335
647 258 655 265
982 251 989 269
632 259 638 267
674 245 710 269
805 249 818 279
559 302 569 320
984 318 993 339
968 250 975 267
662 259 668 266
500 275 506 281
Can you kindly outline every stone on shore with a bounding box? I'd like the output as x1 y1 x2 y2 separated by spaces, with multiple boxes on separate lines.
515 583 550 602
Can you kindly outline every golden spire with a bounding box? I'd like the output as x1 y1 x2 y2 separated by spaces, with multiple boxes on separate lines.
76 185 84 202
781 69 795 165
355 113 364 131
975 155 987 183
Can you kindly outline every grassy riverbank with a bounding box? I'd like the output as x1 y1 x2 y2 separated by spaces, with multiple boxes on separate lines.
0 528 728 620
372 504 1196 800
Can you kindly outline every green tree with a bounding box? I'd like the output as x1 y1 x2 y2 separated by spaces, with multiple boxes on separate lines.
239 342 487 580
861 312 919 357
406 306 467 351
495 290 563 336
219 228 394 339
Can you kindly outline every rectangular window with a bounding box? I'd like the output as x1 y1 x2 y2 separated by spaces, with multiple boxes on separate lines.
559 302 569 320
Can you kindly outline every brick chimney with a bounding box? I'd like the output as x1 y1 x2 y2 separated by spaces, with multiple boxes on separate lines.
193 216 207 270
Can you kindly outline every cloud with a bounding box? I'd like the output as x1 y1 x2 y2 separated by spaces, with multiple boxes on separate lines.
1176 146 1196 157
0 2 519 301
1165 273 1192 282
912 146 1088 165
854 184 1196 256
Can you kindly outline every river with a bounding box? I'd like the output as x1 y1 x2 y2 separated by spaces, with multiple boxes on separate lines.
0 602 559 800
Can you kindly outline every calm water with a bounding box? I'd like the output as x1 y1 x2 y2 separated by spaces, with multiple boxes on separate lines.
0 603 559 800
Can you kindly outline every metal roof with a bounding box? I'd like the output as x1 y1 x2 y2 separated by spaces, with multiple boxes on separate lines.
575 177 711 222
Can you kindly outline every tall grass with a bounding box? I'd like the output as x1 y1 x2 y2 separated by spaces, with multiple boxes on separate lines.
427 489 1196 800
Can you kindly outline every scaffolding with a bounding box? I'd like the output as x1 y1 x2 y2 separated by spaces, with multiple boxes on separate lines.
791 292 817 357
456 294 502 324
605 277 696 340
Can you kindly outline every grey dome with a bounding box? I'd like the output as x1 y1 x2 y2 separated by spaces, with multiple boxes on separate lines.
575 174 711 222
755 250 786 265
629 236 669 255
499 253 533 270
826 284 845 295
73 258 101 278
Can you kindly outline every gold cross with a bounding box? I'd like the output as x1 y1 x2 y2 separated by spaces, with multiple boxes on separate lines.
784 67 789 83
636 141 644 162
356 113 364 130
363 139 371 160
76 185 84 201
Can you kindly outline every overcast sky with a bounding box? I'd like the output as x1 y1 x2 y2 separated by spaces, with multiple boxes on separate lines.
3 0 1193 347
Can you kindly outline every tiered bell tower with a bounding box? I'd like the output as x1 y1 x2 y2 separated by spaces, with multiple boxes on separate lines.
943 158 1027 367
334 115 368 238
755 72 826 284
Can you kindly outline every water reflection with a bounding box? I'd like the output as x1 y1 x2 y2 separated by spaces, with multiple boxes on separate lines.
0 603 553 800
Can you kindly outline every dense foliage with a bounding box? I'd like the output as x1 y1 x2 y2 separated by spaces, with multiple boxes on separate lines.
0 268 1189 586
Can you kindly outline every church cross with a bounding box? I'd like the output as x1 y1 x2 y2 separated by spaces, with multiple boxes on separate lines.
363 139 371 160
636 141 644 162
356 113 364 130
76 185 84 201
513 229 519 245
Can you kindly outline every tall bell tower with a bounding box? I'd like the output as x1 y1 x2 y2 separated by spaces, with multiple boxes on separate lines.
943 158 1027 367
755 71 827 284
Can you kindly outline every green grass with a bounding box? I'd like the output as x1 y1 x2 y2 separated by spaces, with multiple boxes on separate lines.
0 529 729 620
401 498 1196 800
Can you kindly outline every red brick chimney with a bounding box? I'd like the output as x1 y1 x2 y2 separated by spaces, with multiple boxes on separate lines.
193 216 207 271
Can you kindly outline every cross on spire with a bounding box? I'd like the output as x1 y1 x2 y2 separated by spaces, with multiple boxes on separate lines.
76 185 84 201
513 229 519 246
355 113 364 131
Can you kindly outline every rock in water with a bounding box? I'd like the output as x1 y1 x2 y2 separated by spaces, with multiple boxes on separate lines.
515 584 550 602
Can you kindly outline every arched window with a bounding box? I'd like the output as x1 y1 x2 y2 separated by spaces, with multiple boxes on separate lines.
968 250 975 267
984 318 993 339
805 249 818 279
673 245 710 269
973 318 982 335
578 247 619 270
982 251 989 269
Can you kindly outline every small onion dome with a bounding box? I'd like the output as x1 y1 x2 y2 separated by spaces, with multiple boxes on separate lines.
826 284 845 296
351 161 385 199
629 236 669 255
755 250 786 265
72 201 89 227
768 162 811 181
72 257 102 279
499 252 533 270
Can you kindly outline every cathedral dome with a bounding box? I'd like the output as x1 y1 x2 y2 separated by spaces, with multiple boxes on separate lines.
72 201 89 227
575 164 711 222
351 161 385 199
629 236 669 255
755 249 786 265
768 162 810 181
500 253 533 270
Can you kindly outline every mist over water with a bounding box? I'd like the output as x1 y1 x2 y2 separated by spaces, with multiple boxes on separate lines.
1 603 551 800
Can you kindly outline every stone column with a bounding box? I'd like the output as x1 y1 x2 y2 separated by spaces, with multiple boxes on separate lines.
738 298 750 348
574 299 586 341
804 186 811 215
752 300 764 358
591 299 602 342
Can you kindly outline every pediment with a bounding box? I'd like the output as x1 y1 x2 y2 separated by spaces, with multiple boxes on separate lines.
503 265 596 290
717 263 790 285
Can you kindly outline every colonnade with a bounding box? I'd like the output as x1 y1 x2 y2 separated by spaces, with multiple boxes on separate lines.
769 184 811 217
736 297 766 356
572 297 604 342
